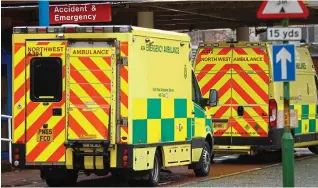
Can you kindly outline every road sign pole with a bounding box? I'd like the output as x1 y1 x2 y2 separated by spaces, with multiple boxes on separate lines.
281 18 295 187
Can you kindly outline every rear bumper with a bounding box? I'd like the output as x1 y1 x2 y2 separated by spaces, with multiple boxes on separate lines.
11 143 132 171
213 128 285 154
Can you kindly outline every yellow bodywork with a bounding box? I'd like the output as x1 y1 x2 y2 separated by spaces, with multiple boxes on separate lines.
12 26 213 171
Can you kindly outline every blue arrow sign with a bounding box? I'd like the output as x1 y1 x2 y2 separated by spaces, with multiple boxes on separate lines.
272 44 296 82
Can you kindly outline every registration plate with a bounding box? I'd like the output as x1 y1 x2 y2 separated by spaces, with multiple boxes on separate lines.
213 123 227 129
37 129 53 142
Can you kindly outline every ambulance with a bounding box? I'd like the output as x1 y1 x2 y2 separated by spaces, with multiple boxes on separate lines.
11 25 216 186
194 41 318 159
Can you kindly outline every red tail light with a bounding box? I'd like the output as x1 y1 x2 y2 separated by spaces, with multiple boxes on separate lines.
14 154 19 161
269 99 277 127
123 149 128 155
122 149 128 168
14 148 20 154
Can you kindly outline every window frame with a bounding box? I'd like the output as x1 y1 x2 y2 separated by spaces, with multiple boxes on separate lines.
30 57 63 102
192 72 204 108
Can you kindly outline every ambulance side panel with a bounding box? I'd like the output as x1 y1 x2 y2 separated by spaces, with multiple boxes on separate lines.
272 46 318 146
128 30 202 168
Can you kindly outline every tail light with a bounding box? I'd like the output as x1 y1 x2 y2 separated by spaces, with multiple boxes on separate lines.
123 149 128 155
122 149 128 168
14 154 19 161
269 99 277 127
13 148 20 154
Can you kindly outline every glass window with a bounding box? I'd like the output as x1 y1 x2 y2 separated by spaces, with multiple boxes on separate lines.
315 76 318 101
192 72 203 107
30 57 62 102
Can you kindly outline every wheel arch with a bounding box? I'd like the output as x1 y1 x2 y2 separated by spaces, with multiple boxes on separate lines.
205 133 214 152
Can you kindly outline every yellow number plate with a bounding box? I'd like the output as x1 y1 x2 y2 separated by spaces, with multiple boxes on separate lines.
213 123 227 129
37 129 53 142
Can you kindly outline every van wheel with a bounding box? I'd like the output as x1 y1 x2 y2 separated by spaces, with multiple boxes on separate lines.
194 142 211 177
128 150 161 187
308 145 318 154
210 153 215 164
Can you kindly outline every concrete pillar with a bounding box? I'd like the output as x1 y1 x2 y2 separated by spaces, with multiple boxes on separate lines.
137 12 154 28
236 27 250 41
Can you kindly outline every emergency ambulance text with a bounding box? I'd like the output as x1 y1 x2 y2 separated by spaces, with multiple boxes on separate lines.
202 56 264 62
145 44 180 54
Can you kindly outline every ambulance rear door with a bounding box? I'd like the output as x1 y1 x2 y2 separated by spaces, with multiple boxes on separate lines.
25 41 67 163
230 43 269 142
67 41 116 142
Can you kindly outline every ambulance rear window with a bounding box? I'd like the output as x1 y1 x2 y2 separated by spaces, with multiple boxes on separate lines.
30 57 62 102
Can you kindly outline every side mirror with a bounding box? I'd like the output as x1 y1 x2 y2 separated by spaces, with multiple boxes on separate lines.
209 89 218 107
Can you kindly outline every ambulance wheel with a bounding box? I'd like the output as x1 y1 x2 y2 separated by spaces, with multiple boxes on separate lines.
211 153 215 164
308 145 318 154
194 142 211 177
128 150 161 187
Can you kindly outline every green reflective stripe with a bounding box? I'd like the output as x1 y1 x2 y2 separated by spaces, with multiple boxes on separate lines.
133 120 147 144
302 105 309 119
161 119 174 142
309 119 316 133
187 118 192 139
174 99 187 118
147 99 161 119
205 118 212 132
194 104 205 118
295 120 302 134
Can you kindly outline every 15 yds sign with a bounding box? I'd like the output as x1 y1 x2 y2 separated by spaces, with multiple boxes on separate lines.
267 27 302 41
50 3 112 24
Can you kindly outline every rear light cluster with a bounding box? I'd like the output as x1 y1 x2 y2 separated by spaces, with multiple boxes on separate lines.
13 25 132 34
269 99 278 127
122 149 128 168
13 148 20 166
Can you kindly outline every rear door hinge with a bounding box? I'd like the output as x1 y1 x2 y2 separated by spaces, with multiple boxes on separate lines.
120 57 128 66
117 117 128 126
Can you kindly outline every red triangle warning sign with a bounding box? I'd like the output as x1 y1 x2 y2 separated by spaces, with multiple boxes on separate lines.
257 0 309 19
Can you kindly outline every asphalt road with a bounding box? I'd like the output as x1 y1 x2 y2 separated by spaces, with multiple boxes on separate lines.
1 148 316 187
182 155 318 187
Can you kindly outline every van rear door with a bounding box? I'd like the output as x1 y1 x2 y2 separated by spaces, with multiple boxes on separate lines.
67 41 114 141
25 41 66 163
195 43 270 145
230 45 269 141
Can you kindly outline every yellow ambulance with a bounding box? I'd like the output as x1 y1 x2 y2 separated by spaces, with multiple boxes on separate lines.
11 25 216 186
194 41 318 159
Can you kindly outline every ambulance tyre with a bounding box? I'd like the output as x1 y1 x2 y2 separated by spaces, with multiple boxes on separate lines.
194 142 211 177
308 145 318 154
128 150 161 187
210 153 215 164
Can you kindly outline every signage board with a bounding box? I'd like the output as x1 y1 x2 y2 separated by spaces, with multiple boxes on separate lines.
267 27 302 41
50 4 112 24
257 0 309 19
272 44 296 82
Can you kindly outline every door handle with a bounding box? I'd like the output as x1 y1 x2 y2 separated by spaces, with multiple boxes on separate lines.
237 106 244 116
